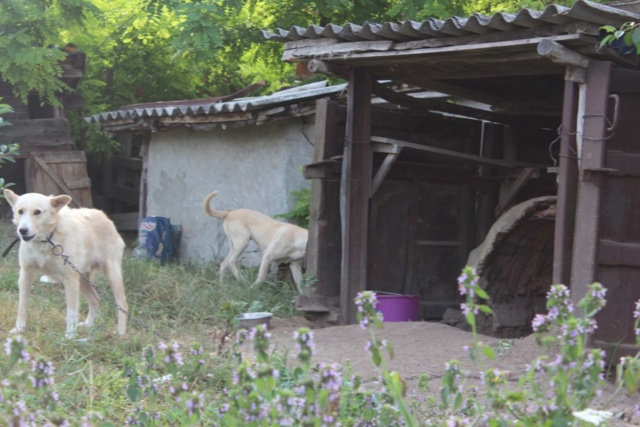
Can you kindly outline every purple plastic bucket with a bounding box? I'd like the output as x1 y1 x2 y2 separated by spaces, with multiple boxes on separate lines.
375 294 420 322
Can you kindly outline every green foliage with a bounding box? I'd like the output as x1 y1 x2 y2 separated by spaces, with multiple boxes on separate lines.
0 0 98 106
4 0 603 156
1 255 640 425
0 103 20 192
275 186 311 228
0 102 13 127
1 336 105 425
0 144 20 193
600 22 640 54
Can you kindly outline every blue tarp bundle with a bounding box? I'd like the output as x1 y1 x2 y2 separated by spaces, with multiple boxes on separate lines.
133 216 181 262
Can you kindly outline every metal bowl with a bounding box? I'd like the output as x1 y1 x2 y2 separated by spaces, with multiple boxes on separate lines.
236 312 273 329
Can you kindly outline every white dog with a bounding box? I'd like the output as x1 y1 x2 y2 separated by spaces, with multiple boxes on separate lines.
203 191 308 292
3 189 128 336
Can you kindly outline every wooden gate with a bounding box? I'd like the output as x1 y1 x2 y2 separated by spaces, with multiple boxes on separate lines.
572 60 640 359
25 151 93 208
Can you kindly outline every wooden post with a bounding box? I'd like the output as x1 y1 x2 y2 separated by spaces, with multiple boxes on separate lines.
138 133 150 226
307 99 343 300
341 69 372 324
552 80 579 286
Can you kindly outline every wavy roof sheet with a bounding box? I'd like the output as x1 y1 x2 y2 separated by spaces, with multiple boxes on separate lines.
86 81 347 126
261 0 640 43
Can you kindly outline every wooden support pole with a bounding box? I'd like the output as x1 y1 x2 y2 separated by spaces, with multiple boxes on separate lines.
138 133 150 226
341 69 372 325
306 99 343 301
553 80 580 285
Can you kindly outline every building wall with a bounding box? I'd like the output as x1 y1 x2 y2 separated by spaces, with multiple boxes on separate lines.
145 117 314 264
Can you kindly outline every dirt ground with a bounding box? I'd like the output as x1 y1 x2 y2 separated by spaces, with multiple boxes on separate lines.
240 316 640 425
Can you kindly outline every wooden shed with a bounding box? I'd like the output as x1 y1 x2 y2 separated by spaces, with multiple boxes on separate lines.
0 45 92 211
263 0 640 358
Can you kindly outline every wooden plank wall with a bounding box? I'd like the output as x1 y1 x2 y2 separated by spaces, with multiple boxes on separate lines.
26 151 92 207
0 119 75 154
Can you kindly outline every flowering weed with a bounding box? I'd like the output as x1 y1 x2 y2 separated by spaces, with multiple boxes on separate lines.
1 266 639 426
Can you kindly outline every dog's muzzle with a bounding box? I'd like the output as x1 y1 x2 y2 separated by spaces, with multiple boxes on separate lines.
18 229 35 242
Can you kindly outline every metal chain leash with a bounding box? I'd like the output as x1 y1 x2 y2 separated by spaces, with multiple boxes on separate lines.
45 236 172 342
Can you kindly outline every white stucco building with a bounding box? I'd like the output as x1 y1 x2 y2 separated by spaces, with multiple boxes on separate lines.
88 81 346 266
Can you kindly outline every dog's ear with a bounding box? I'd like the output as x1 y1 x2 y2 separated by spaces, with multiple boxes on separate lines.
3 189 19 207
50 195 72 211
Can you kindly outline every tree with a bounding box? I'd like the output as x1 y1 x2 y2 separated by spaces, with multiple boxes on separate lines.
0 0 99 106
6 0 609 157
0 101 20 193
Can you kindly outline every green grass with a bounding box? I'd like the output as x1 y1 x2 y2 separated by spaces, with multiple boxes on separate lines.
0 219 300 423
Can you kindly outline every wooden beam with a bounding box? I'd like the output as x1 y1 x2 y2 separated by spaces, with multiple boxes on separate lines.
370 136 546 169
303 158 341 179
341 69 372 325
494 167 538 217
371 145 402 197
282 37 338 50
553 80 579 285
537 39 590 68
160 112 254 124
395 22 600 51
370 81 518 121
403 79 504 106
284 33 592 65
306 99 343 301
378 54 560 80
598 239 640 268
307 59 350 80
88 118 136 127
492 99 562 116
283 40 394 62
372 142 402 154
371 80 434 109
139 134 150 223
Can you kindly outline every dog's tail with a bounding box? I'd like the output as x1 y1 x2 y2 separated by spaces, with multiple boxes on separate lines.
203 191 230 219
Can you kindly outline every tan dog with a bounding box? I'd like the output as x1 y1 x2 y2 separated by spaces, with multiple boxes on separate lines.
3 189 128 336
203 191 308 292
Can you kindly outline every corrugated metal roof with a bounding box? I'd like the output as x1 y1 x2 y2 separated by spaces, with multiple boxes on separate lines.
86 81 347 126
261 0 640 43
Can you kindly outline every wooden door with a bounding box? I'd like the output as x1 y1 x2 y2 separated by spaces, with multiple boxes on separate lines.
26 150 93 208
571 61 640 359
368 170 474 320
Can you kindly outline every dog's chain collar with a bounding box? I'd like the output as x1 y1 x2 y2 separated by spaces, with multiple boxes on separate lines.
43 236 172 341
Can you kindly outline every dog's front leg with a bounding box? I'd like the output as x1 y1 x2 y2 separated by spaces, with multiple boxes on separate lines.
78 276 100 330
63 274 82 337
11 268 36 334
